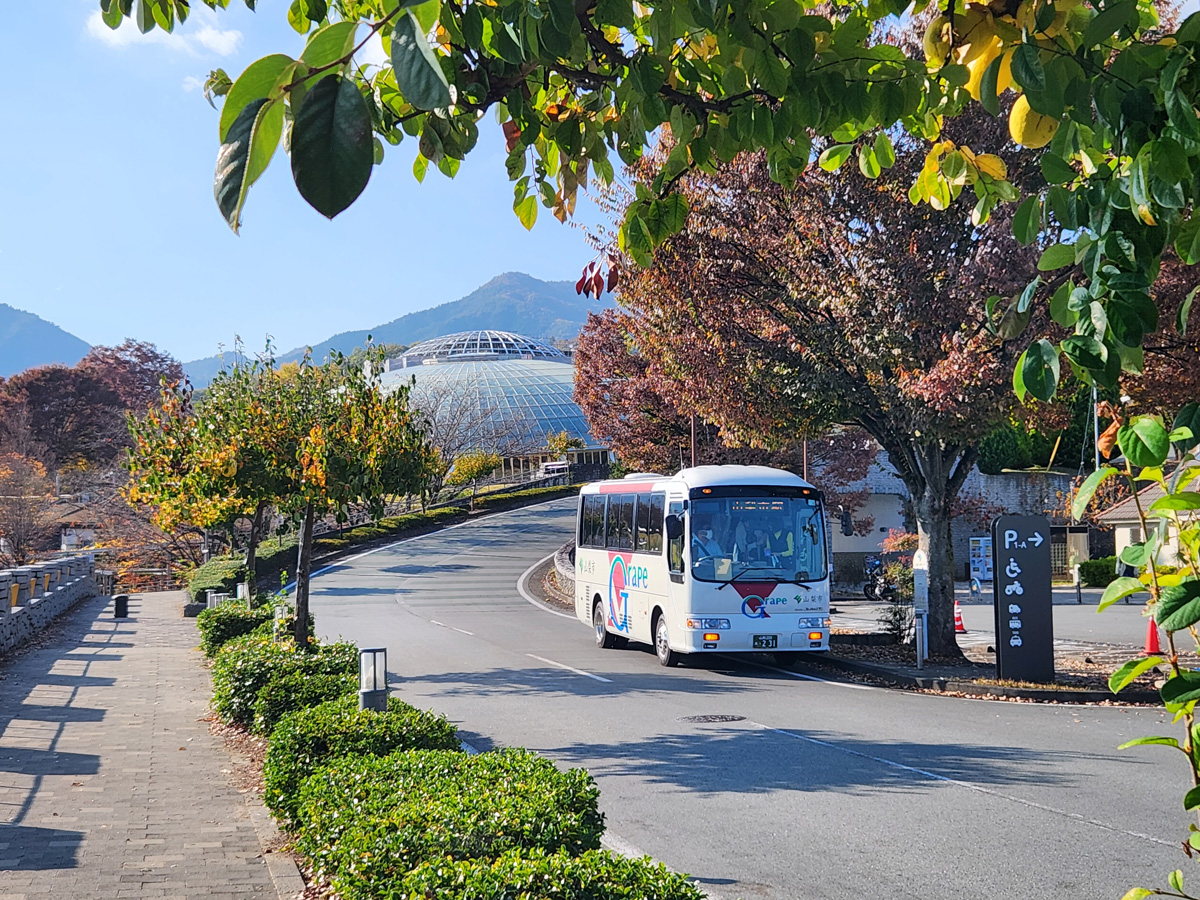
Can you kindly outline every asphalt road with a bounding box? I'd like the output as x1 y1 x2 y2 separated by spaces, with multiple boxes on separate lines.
309 500 1187 900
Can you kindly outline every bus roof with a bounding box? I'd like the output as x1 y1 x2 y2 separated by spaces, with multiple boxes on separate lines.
581 465 816 494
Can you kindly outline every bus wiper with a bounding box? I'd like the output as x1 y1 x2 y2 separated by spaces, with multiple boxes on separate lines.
717 564 760 590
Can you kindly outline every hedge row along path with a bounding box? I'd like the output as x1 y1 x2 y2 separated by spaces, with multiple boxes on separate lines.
0 591 297 899
307 497 1185 900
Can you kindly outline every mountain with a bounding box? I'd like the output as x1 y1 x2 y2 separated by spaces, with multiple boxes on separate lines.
183 272 611 387
0 304 91 377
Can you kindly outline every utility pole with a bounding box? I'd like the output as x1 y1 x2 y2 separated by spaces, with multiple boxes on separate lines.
690 415 696 468
803 439 808 482
1092 385 1100 472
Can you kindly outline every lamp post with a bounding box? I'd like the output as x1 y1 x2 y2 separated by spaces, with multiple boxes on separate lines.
358 647 388 711
273 605 287 643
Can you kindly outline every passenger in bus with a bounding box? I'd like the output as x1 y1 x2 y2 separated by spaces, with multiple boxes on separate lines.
768 518 795 562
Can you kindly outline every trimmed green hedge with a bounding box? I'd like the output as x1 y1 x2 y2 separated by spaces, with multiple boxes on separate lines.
252 670 358 737
402 849 707 900
211 633 357 729
295 748 604 899
473 484 580 512
1079 556 1119 588
196 603 273 658
263 695 461 828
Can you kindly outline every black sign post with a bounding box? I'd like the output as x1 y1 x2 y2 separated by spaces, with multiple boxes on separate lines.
991 515 1054 683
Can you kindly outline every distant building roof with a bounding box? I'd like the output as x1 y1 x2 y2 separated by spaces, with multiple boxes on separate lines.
397 331 566 367
1095 480 1198 525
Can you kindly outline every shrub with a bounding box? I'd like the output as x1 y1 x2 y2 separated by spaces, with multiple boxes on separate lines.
314 537 350 552
186 557 246 602
1079 555 1119 588
196 602 273 658
252 670 357 736
401 849 707 900
263 695 461 828
473 485 580 512
211 635 357 728
295 748 604 898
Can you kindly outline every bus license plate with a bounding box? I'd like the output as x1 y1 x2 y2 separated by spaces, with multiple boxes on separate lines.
752 635 778 650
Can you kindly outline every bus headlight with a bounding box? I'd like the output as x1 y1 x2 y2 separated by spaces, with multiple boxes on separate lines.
686 617 730 630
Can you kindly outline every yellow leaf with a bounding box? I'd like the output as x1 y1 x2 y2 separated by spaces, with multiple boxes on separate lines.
975 153 1008 179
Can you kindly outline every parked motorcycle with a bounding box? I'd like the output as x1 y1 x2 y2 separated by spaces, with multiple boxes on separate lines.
863 555 897 602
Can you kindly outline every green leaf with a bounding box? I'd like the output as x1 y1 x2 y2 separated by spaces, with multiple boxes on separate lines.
1150 492 1200 513
1179 286 1198 337
1117 735 1179 749
873 132 895 169
818 144 853 172
1012 43 1046 93
1072 465 1118 520
1040 154 1075 185
1162 670 1200 705
1118 888 1153 900
290 75 374 219
1186 791 1200 813
1176 217 1200 266
136 0 155 33
514 194 537 230
1108 655 1162 693
213 98 284 234
1171 404 1200 455
1099 577 1147 612
858 145 881 178
300 20 358 68
980 52 1002 116
220 54 295 142
1169 868 1186 891
391 10 451 111
1117 417 1170 468
1014 339 1059 402
1012 195 1040 245
1037 242 1075 271
1049 281 1076 328
1158 579 1200 632
1082 0 1137 49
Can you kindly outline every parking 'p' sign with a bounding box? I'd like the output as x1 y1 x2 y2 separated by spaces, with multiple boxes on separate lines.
991 515 1054 683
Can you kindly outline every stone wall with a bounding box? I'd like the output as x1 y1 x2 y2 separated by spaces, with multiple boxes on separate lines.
0 556 99 657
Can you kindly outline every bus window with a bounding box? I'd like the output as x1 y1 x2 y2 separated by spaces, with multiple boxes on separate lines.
635 493 651 551
618 494 635 550
647 493 665 553
667 500 684 574
582 495 604 548
604 496 618 549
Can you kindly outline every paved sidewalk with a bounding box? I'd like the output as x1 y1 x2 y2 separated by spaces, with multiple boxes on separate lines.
0 592 282 899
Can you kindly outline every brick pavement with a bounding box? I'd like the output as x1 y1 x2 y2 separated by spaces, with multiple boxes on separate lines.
0 592 285 900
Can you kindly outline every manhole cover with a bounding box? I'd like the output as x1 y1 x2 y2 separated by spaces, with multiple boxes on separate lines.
677 714 746 723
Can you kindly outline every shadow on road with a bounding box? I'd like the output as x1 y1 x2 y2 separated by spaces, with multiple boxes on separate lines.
547 725 1095 797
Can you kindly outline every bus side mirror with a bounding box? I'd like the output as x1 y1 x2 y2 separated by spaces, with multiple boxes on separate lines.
838 506 853 537
665 515 683 541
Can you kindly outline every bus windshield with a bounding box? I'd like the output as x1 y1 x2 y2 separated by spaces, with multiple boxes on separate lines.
689 495 827 584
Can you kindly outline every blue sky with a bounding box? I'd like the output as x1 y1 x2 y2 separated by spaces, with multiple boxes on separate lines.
0 1 602 362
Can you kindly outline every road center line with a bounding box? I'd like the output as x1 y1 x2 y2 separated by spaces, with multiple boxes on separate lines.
527 654 612 683
752 721 1175 848
429 619 474 636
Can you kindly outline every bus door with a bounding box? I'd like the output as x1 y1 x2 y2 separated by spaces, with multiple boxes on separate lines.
665 497 688 621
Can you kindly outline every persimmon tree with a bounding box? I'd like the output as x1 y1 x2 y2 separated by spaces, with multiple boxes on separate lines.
446 449 502 508
575 307 877 529
597 106 1059 656
0 453 54 567
100 0 1198 394
127 348 432 637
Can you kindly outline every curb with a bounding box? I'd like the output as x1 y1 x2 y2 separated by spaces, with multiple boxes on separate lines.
793 653 1161 704
245 778 307 899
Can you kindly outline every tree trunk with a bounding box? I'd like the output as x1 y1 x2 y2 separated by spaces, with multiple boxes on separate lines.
294 501 315 649
913 484 959 658
245 503 265 607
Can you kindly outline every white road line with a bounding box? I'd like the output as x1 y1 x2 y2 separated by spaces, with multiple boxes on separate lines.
729 655 874 691
752 721 1176 848
430 619 474 636
527 653 612 683
517 553 578 620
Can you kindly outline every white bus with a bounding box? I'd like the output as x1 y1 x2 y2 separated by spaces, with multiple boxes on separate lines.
574 465 831 667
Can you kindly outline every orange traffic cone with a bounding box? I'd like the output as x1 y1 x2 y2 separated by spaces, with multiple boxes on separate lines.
1144 619 1162 656
954 600 967 634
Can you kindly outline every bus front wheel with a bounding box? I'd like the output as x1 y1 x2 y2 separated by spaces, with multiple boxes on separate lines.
594 601 617 649
654 613 679 667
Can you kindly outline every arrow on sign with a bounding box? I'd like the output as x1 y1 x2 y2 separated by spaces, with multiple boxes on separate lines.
1029 532 1044 547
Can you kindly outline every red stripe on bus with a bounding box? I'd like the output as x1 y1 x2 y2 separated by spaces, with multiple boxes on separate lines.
598 482 657 493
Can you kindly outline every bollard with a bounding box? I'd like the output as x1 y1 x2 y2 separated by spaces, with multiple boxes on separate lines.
114 595 129 618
